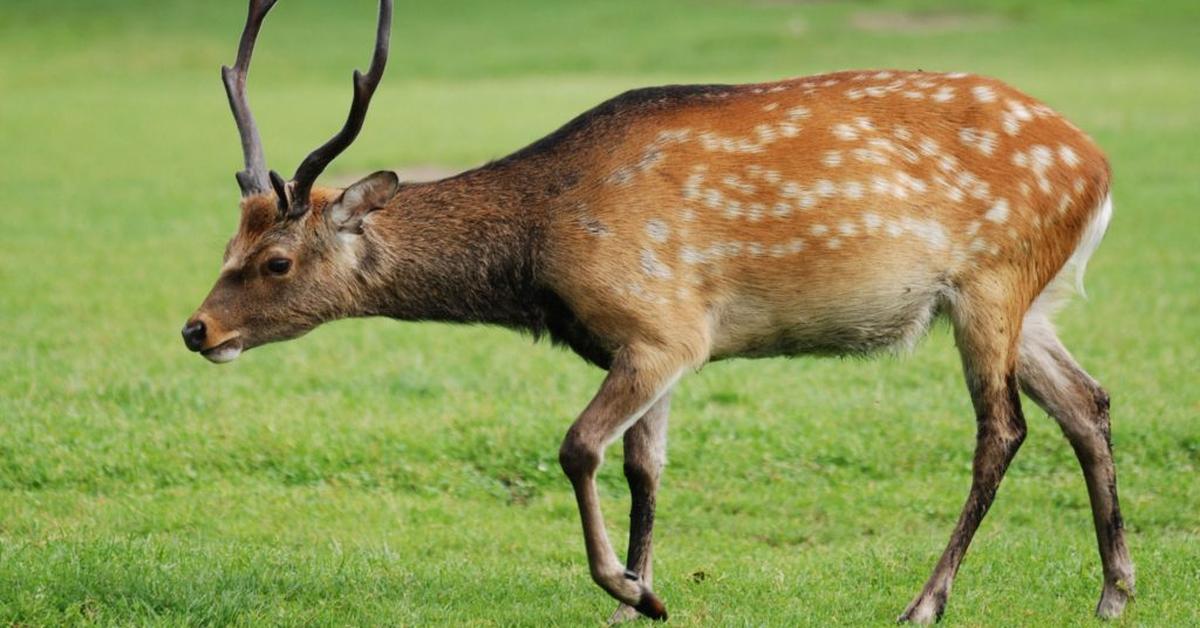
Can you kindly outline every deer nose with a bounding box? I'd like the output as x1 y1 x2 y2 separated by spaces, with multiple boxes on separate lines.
181 319 207 352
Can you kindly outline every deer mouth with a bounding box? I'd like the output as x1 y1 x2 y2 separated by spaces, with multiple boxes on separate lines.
201 336 244 364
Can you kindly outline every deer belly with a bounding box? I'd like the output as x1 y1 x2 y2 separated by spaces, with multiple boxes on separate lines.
708 272 947 359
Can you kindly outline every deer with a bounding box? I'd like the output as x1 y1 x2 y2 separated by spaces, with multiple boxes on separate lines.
181 0 1134 623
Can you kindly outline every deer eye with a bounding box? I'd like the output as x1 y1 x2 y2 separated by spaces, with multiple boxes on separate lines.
265 257 292 275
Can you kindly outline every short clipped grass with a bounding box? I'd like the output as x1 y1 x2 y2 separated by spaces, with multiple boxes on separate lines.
1 0 1198 624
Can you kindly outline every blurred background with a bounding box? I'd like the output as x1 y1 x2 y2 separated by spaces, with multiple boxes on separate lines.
1 0 1197 624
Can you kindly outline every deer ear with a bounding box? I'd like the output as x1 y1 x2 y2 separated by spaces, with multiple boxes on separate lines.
327 170 399 233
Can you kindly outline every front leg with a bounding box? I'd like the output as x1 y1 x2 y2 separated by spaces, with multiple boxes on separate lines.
610 392 672 624
559 344 686 621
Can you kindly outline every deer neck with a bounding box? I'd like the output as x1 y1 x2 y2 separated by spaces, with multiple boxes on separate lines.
357 164 554 330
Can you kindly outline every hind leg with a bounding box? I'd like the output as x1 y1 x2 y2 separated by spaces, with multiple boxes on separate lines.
610 393 671 624
900 287 1028 624
1018 313 1134 618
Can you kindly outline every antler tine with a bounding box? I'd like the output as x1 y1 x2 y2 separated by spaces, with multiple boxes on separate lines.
221 0 279 197
288 0 393 217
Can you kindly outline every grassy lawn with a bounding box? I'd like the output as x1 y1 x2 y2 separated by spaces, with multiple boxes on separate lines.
1 0 1198 624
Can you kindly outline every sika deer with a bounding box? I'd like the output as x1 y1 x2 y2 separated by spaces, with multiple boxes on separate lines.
182 0 1133 622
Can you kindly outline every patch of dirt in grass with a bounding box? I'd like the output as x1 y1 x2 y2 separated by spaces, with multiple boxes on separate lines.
850 10 1010 34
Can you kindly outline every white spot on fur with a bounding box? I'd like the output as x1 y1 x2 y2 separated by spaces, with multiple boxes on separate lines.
810 224 829 236
870 175 890 195
959 127 998 156
722 174 757 194
1001 99 1033 135
838 220 858 236
1027 144 1056 193
763 102 779 111
903 217 949 249
703 188 722 208
1058 193 1073 214
985 198 1010 223
645 219 669 243
833 123 859 141
971 85 997 103
822 150 843 167
843 180 864 199
862 212 882 233
640 249 672 279
1058 144 1081 167
897 172 927 194
787 106 811 120
814 179 837 198
931 86 956 102
852 148 889 165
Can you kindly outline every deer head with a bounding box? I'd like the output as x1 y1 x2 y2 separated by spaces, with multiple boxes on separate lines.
182 0 394 363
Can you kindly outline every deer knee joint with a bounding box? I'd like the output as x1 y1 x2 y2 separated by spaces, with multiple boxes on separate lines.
559 430 601 478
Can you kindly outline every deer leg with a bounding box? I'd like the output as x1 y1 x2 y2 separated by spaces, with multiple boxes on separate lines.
900 296 1027 624
559 345 685 621
610 392 672 624
1017 313 1134 618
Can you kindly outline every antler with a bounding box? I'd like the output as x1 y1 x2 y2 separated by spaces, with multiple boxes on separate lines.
285 0 393 218
221 0 279 197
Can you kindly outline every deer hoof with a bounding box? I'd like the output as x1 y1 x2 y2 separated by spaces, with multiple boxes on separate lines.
633 587 668 621
897 590 946 625
1095 576 1134 619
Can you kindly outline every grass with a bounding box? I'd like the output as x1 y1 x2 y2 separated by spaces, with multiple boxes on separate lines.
1 0 1198 624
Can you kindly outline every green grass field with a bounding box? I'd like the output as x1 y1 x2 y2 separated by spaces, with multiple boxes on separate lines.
2 0 1198 624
